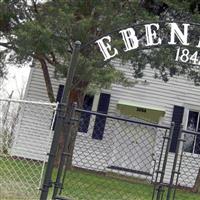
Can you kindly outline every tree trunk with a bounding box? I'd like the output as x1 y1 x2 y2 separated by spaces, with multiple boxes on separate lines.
38 57 55 103
54 80 89 167
193 168 200 193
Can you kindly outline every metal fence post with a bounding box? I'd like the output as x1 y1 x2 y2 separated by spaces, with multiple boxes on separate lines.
40 41 81 200
152 129 168 200
52 102 77 199
166 125 184 200
155 122 175 200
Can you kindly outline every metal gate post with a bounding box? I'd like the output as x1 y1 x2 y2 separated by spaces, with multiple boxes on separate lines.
155 122 175 200
40 41 81 200
52 103 77 199
166 125 184 200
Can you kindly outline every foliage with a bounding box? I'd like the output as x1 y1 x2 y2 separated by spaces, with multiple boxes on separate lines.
1 0 200 100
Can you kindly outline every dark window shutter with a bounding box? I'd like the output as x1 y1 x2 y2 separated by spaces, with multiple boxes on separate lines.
78 95 94 133
92 93 111 140
170 105 184 152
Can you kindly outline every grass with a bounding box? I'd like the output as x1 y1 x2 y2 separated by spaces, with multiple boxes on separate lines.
0 155 42 200
1 156 200 200
53 169 200 200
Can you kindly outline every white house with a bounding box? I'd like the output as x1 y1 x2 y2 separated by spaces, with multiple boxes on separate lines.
11 59 200 188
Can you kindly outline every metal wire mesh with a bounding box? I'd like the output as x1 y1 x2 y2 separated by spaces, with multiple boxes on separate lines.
177 130 200 189
0 99 56 200
56 109 170 200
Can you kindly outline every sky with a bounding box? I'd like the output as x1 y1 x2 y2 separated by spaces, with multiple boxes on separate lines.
1 65 31 99
0 0 47 100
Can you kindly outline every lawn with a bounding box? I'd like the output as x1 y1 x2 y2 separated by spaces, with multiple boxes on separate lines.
0 155 42 200
53 169 200 200
1 157 200 200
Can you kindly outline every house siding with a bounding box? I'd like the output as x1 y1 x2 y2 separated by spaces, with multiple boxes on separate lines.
12 60 200 188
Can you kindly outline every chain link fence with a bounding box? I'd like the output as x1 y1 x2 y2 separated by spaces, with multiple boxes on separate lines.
53 108 171 200
177 129 200 191
151 127 200 200
1 99 200 200
0 99 57 200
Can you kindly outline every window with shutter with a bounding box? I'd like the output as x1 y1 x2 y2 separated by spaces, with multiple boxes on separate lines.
184 110 200 154
54 85 94 133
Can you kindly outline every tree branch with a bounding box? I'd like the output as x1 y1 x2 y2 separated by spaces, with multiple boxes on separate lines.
44 53 59 66
31 0 39 14
35 54 55 102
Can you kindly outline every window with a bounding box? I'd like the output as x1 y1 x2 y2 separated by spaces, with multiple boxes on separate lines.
53 85 94 133
53 86 110 139
184 110 200 154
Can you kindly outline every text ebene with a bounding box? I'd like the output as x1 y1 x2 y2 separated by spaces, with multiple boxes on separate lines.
95 23 198 61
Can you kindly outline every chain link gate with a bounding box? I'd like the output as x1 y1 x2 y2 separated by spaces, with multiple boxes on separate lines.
172 128 200 200
2 98 199 200
38 39 200 200
0 98 57 200
49 105 177 200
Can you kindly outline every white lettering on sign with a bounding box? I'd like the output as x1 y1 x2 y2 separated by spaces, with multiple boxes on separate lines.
168 23 190 46
95 36 118 61
175 47 200 66
119 28 139 51
145 23 162 46
196 37 200 48
95 22 198 65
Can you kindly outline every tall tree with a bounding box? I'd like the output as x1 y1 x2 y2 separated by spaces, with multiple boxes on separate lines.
1 0 200 192
1 0 200 102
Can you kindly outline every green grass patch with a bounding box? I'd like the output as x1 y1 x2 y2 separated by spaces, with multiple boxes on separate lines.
53 168 200 200
0 155 42 200
1 156 200 200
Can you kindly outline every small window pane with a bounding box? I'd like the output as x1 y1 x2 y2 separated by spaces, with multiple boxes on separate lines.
187 111 198 131
184 134 195 153
184 111 199 153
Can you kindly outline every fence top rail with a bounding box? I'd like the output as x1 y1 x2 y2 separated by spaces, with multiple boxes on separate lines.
182 129 200 136
75 108 170 130
0 98 58 106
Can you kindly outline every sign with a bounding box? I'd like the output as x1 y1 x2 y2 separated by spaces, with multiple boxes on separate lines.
95 22 200 66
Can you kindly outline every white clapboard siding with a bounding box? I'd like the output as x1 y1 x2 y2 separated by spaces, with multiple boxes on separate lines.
11 102 55 161
12 60 200 187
